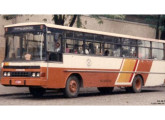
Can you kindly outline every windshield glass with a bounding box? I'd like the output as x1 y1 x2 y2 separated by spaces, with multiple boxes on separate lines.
6 32 45 61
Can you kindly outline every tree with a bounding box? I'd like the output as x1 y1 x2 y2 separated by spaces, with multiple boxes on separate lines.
52 15 126 28
144 15 165 40
3 15 18 20
52 15 82 27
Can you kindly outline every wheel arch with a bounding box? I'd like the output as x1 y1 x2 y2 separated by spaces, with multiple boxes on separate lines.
135 74 144 86
66 73 83 87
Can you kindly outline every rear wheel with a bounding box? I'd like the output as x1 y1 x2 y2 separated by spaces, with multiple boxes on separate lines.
63 76 80 98
125 75 143 93
97 87 114 94
29 87 46 98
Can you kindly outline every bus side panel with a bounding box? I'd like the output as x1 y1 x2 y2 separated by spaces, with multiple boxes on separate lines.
136 60 153 85
144 60 165 86
46 67 66 89
46 67 120 88
80 70 119 87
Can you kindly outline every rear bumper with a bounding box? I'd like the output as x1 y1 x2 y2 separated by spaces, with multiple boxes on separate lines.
0 77 47 88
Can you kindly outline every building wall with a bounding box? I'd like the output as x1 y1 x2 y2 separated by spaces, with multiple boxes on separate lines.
0 15 13 64
78 16 156 38
0 15 156 64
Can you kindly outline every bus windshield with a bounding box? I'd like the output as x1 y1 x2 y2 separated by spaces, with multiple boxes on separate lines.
5 32 45 61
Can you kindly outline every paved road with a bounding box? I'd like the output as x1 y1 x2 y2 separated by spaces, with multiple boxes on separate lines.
0 84 165 105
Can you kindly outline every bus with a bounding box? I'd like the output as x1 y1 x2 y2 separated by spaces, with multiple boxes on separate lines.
1 22 165 98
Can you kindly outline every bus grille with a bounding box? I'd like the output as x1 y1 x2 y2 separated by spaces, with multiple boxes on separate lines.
11 72 32 77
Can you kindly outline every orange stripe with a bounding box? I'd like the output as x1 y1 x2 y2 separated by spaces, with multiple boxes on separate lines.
117 59 137 83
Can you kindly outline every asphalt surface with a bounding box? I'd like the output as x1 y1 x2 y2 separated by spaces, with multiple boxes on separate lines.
0 83 165 105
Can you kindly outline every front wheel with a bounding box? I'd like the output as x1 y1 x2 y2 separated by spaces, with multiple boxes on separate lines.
63 76 80 98
29 87 46 98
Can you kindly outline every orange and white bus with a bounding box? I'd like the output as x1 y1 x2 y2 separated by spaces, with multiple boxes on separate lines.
1 22 165 98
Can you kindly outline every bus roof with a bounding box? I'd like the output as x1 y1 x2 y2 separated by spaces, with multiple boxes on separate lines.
4 22 165 43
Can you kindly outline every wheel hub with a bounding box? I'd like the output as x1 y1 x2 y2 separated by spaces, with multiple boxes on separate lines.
69 80 77 93
135 78 141 90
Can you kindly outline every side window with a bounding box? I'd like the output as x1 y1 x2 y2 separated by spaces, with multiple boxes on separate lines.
121 38 137 58
85 34 103 56
103 36 121 57
64 31 83 54
138 40 151 59
152 42 164 60
54 33 62 53
84 33 94 55
138 47 150 59
114 44 121 57
46 34 55 52
104 42 114 56
47 31 63 61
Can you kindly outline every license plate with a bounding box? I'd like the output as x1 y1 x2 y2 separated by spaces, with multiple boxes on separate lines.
15 80 22 84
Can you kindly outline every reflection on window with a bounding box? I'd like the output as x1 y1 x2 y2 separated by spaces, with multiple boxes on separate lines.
138 47 150 59
22 33 44 60
114 44 121 57
138 41 150 47
7 36 21 60
6 32 45 61
122 46 130 57
152 42 164 49
46 34 55 52
122 38 130 45
152 49 164 60
122 46 137 58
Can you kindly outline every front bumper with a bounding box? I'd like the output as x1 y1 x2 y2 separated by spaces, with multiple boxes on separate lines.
0 77 47 87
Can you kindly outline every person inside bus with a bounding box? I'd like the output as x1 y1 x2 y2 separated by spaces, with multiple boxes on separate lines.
104 50 109 56
65 43 70 53
49 42 61 61
89 43 95 54
55 42 61 52
81 44 89 54
73 44 79 54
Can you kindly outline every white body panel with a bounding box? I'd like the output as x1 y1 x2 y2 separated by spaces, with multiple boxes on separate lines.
145 61 165 86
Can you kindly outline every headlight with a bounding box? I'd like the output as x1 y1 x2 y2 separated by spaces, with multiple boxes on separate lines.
3 72 7 77
36 72 40 77
32 72 36 77
7 72 11 77
31 72 40 77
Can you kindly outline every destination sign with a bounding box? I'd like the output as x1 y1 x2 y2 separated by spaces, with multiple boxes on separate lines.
6 25 45 33
13 26 34 31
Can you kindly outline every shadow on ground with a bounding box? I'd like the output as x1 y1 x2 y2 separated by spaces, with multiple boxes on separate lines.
0 87 163 100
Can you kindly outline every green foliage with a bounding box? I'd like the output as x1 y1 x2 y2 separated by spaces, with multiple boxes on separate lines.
76 16 82 28
144 15 165 31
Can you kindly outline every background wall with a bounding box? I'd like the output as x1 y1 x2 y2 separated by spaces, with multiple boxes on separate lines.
0 15 156 64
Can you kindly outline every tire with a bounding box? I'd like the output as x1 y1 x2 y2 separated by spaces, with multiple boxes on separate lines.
125 75 143 93
29 87 46 98
97 87 114 94
63 76 80 98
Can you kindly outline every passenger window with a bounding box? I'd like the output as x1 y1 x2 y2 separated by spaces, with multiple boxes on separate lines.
65 39 83 54
138 41 150 47
114 44 121 57
104 43 114 56
138 47 150 59
152 49 164 60
46 34 55 52
152 42 164 49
